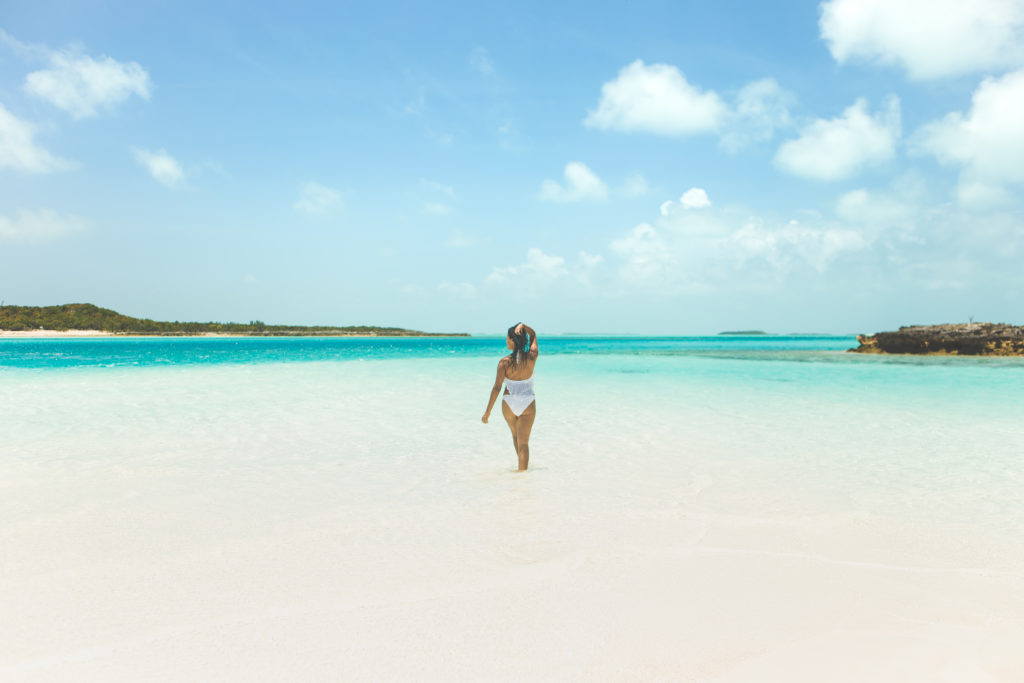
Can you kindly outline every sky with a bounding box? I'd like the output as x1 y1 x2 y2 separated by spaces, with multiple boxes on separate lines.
2 0 1023 334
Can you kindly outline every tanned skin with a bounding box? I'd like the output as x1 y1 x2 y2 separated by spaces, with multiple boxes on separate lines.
481 323 538 471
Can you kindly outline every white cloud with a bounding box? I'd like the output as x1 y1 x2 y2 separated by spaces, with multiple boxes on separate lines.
487 248 567 284
915 69 1024 203
0 208 86 243
660 187 712 215
820 0 1024 80
730 220 867 272
0 29 47 60
470 46 494 75
25 50 150 118
680 188 711 209
618 173 651 198
584 60 727 136
133 147 184 187
294 181 342 215
775 97 900 180
438 281 476 298
0 103 71 173
610 192 888 289
719 78 794 152
539 162 608 202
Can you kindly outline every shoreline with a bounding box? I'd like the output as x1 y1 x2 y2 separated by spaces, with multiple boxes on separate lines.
0 330 456 339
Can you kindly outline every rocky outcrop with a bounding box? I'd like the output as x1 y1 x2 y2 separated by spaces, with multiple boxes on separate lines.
850 323 1024 355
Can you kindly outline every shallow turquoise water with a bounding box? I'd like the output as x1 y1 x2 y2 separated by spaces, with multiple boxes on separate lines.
0 335 857 369
2 335 1023 535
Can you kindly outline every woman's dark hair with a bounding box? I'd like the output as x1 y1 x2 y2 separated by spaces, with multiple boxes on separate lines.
507 324 530 366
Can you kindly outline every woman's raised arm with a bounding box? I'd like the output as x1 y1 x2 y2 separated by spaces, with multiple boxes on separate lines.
517 322 539 357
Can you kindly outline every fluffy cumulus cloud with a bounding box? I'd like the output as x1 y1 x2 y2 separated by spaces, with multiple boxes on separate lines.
294 181 342 214
730 219 867 273
820 0 1024 80
775 97 900 180
0 103 71 173
584 60 727 136
539 162 608 202
661 188 711 216
585 61 794 149
25 50 151 118
609 192 886 290
680 188 711 209
915 69 1024 204
0 208 86 243
133 148 184 187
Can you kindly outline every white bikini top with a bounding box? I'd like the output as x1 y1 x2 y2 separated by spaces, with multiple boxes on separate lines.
505 376 535 393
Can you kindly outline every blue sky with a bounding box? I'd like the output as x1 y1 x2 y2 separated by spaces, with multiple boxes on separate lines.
2 0 1023 334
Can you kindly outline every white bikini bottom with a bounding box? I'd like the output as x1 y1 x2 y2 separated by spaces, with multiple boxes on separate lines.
503 393 535 417
503 377 536 417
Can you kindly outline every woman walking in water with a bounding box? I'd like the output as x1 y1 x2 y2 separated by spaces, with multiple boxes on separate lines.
482 322 538 471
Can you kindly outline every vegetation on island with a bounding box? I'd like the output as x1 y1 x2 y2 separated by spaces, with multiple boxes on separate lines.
0 304 467 336
718 330 768 335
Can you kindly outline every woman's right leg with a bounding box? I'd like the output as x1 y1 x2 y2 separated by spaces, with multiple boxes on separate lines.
514 402 536 471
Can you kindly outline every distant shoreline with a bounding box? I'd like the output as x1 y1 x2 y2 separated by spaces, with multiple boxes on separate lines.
0 304 467 337
0 330 459 339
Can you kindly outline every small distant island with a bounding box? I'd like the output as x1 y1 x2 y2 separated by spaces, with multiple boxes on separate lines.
850 323 1024 356
718 330 768 335
0 304 467 337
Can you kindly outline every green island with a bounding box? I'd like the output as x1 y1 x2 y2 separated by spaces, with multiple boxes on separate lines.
0 304 467 337
718 330 768 335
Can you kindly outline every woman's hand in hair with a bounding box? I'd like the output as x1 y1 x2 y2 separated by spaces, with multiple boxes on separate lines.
514 323 524 335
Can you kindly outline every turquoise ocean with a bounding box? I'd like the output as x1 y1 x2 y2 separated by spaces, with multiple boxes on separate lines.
2 335 1023 679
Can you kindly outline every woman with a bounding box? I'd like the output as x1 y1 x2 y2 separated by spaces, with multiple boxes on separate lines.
481 322 538 471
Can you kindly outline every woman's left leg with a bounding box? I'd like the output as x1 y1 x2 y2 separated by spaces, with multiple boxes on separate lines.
501 400 520 458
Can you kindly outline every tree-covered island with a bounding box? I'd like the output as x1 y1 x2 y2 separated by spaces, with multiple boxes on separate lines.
0 304 468 336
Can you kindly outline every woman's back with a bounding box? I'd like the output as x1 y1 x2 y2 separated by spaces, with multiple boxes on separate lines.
503 353 536 381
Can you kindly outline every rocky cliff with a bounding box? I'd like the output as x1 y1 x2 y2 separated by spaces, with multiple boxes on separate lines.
850 323 1024 355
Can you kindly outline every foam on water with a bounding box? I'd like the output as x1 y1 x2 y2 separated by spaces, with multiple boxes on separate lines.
2 337 1023 680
